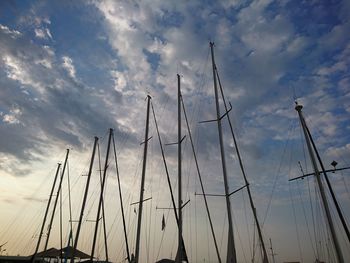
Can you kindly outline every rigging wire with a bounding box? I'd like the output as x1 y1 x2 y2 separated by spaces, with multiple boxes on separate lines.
231 204 248 263
0 150 67 254
151 153 163 263
288 179 304 262
307 176 319 258
241 190 253 260
172 45 211 262
155 201 173 261
95 140 109 261
215 65 265 262
297 104 321 258
340 170 350 200
314 177 333 262
181 93 221 262
0 168 54 239
205 206 210 262
7 133 120 258
219 211 227 255
298 117 321 259
304 111 350 247
314 182 322 260
288 120 304 261
151 97 189 262
289 119 318 258
262 118 296 226
296 179 318 258
145 139 154 263
112 131 131 262
20 202 49 254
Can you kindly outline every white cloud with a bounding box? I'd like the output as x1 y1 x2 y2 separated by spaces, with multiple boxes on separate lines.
3 55 43 92
43 45 55 56
62 56 76 79
0 24 21 38
2 107 22 125
34 28 52 40
111 70 127 92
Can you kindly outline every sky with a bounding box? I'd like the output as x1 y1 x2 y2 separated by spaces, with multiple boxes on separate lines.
0 0 350 262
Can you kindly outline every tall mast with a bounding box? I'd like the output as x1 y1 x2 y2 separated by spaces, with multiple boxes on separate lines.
177 74 183 263
60 185 63 261
151 101 188 262
305 126 350 243
210 42 237 263
71 137 98 263
67 158 74 247
134 95 152 263
215 66 268 262
295 103 344 263
31 163 61 263
44 149 69 251
91 129 113 261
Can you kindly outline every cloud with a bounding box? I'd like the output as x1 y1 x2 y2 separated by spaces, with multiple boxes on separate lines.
0 22 136 172
0 1 350 261
2 107 22 124
0 24 21 37
34 27 52 40
111 70 127 93
91 0 350 188
62 56 76 79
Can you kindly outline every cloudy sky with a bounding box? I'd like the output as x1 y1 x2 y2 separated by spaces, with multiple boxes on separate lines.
0 0 350 262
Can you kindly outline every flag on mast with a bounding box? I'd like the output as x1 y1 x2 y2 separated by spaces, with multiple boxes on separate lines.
161 214 166 231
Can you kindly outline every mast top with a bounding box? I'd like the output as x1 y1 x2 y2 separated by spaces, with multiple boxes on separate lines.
294 101 303 112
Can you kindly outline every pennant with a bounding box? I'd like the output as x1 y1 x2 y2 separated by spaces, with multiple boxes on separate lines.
161 214 166 231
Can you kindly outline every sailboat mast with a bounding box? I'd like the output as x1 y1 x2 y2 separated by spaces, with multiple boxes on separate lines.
44 149 69 251
60 185 63 261
31 162 61 263
71 137 98 263
91 129 113 261
295 103 344 263
66 158 74 247
210 42 237 263
177 74 183 263
305 125 350 243
151 101 189 262
134 95 152 263
214 68 269 263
